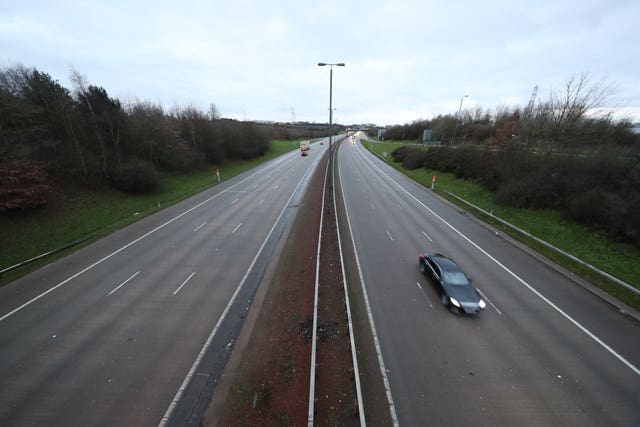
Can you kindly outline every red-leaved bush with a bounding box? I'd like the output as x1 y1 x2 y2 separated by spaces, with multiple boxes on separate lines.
0 160 49 211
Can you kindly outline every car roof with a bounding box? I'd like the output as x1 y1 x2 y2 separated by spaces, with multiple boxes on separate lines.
429 254 463 273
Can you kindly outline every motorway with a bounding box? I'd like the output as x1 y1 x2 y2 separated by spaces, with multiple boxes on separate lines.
0 140 327 426
337 135 640 426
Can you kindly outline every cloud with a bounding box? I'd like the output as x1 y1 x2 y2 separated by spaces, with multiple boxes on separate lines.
1 0 637 125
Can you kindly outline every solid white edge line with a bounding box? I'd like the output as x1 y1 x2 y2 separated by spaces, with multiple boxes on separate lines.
173 272 195 296
341 144 400 426
307 152 329 427
332 145 366 426
108 271 140 296
0 151 298 324
159 149 324 427
355 141 640 377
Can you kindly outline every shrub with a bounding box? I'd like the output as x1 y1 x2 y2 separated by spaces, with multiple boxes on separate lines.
563 189 640 246
0 160 48 211
564 189 622 227
494 179 532 208
157 139 204 172
404 148 429 170
110 161 159 194
391 146 410 163
423 147 457 173
219 121 270 160
452 146 489 181
391 146 428 170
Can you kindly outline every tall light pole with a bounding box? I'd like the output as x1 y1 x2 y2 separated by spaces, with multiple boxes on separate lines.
452 94 469 144
457 94 469 119
317 62 345 156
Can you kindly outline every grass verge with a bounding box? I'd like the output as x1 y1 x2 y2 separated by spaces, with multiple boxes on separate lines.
362 139 640 312
0 140 300 286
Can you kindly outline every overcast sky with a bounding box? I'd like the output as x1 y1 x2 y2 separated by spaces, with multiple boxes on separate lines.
1 0 638 126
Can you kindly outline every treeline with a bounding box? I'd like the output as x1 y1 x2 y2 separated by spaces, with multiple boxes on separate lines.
392 144 640 247
383 74 640 247
0 64 272 210
379 74 639 153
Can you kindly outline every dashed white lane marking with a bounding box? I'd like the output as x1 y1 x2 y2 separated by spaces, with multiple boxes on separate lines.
416 282 433 308
159 151 324 426
386 230 394 242
173 272 195 295
108 271 140 296
193 221 207 232
355 141 640 377
231 198 239 205
0 151 296 323
232 223 243 234
422 231 434 242
258 199 265 205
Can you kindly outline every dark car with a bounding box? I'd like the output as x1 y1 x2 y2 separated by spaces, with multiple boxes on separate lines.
419 252 486 314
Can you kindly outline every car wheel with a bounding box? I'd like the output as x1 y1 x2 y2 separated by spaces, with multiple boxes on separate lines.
441 294 449 307
419 261 426 274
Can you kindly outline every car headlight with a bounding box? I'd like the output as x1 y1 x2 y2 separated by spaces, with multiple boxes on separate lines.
450 297 461 308
479 299 486 309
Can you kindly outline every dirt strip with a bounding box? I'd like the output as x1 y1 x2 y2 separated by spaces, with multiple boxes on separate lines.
207 148 356 426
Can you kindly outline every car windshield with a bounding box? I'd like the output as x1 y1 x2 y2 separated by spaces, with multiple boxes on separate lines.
443 271 469 286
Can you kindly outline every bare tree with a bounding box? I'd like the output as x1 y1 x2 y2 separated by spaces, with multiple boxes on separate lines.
208 103 220 121
540 73 614 154
70 68 109 173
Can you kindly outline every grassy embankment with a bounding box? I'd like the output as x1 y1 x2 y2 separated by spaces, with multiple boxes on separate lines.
362 139 640 312
0 140 301 286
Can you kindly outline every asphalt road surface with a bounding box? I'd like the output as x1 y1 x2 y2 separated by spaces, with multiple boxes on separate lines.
337 135 640 426
0 140 327 426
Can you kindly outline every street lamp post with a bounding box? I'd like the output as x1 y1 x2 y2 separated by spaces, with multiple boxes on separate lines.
452 94 468 144
318 62 345 155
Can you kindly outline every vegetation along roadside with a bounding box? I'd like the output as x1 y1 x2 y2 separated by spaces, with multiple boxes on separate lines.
362 139 640 312
1 63 333 286
0 139 299 286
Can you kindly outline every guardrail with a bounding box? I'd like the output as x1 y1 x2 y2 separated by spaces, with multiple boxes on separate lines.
0 236 92 278
443 189 640 297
